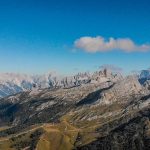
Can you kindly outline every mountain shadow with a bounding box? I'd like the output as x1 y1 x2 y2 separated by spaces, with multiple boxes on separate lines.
76 83 114 106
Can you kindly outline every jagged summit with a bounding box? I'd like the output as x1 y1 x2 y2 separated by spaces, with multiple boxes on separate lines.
0 68 122 98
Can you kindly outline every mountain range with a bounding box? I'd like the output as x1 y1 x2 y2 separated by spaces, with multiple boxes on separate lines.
0 69 123 98
0 69 150 149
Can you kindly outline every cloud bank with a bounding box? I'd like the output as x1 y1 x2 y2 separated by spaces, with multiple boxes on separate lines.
74 36 150 53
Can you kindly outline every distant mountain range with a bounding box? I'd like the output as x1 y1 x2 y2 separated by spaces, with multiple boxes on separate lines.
0 69 123 98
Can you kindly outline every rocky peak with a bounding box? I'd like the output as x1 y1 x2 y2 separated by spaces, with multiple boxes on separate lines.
140 69 150 79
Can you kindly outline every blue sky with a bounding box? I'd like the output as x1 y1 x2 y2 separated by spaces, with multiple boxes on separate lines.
0 0 150 74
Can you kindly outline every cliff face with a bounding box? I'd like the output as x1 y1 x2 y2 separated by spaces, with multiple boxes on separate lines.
101 76 143 104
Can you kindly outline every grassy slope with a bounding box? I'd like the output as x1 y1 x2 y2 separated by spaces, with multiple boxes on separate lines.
0 102 125 150
0 121 79 150
36 121 79 150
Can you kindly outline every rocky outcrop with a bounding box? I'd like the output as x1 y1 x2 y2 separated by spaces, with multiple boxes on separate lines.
101 76 143 104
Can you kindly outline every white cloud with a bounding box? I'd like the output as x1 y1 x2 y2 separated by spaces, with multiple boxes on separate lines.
74 36 150 53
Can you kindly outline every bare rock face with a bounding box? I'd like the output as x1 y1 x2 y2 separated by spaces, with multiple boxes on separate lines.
101 76 142 104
